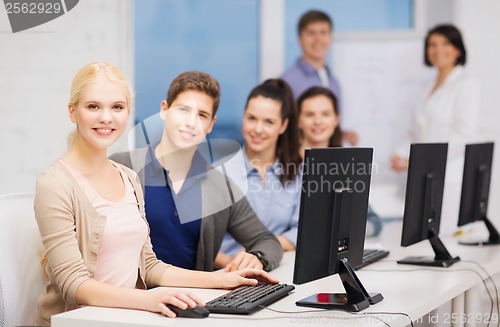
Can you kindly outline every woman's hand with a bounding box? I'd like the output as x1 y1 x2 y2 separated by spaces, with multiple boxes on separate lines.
391 155 409 172
142 288 204 318
219 268 279 289
342 130 359 146
224 250 263 272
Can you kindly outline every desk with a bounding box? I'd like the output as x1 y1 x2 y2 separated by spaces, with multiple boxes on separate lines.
52 222 500 327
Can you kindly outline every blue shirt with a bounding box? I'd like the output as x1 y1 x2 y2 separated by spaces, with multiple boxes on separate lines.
143 147 209 269
281 58 343 113
219 150 301 256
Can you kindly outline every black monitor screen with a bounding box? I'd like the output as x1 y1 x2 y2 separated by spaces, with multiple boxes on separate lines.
457 142 499 246
293 147 372 284
458 142 494 226
292 147 383 312
398 143 460 268
401 143 447 247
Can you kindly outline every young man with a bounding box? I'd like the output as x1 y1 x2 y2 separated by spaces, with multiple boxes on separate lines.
110 71 283 272
281 10 358 145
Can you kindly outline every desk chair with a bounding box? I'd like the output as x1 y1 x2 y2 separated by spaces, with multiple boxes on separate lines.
0 193 45 327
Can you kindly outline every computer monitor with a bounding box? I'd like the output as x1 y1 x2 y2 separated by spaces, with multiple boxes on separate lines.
457 142 499 246
398 143 460 267
293 147 383 312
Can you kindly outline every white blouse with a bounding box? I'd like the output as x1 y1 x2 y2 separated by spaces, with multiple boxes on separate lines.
398 66 481 183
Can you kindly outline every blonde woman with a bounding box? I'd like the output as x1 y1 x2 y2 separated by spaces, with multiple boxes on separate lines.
34 62 277 325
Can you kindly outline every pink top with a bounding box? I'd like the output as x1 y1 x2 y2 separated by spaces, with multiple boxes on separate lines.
59 159 148 288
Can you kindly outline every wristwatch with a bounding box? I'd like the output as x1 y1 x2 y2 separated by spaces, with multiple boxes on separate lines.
247 250 269 270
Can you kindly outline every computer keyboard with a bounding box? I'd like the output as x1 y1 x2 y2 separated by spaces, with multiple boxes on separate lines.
205 283 295 314
354 249 390 270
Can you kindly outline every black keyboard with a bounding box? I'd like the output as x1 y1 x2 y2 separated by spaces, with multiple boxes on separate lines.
205 283 295 314
355 249 390 270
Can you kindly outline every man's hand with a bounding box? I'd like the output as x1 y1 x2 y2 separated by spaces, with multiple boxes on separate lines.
224 250 264 272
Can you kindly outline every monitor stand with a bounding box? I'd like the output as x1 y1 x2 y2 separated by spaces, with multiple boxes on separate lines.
296 258 383 312
459 216 500 246
398 229 460 267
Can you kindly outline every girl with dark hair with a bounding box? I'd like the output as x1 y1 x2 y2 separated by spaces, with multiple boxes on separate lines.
217 79 302 271
391 24 480 235
297 86 342 158
297 86 382 237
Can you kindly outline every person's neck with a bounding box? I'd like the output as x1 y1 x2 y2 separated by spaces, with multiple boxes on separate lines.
432 65 456 94
63 140 109 175
302 139 329 150
299 140 329 160
155 140 198 194
437 65 456 85
302 55 326 70
245 146 276 174
155 139 195 177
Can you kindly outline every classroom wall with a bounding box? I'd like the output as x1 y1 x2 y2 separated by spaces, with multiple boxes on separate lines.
0 0 133 194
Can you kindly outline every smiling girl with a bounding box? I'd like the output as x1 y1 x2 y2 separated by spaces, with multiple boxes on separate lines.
217 79 302 270
297 86 383 237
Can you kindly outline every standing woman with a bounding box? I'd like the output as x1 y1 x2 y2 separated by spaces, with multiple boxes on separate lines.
297 86 382 237
390 24 480 234
217 79 302 271
34 62 277 325
391 24 479 171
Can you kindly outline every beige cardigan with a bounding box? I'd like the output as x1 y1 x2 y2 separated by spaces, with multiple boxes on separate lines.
34 159 170 326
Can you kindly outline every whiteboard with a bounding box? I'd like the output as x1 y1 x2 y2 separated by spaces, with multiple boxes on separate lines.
331 38 434 183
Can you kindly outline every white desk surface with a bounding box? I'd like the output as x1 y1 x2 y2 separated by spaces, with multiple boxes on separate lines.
52 221 500 327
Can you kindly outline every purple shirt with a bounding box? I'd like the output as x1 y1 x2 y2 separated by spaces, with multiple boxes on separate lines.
281 58 343 113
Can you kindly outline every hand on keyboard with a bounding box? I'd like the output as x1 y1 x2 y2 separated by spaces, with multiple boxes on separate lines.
220 268 279 289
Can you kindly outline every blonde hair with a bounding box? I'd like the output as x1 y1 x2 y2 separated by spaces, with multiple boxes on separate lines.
67 62 133 146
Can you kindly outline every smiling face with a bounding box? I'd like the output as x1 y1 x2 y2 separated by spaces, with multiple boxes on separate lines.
426 33 461 71
299 21 332 66
160 90 216 152
298 94 338 147
69 78 130 152
242 96 288 157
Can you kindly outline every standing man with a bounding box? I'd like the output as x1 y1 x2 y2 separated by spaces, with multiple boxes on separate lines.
281 10 358 145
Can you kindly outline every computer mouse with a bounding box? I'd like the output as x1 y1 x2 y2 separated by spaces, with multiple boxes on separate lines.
166 304 209 318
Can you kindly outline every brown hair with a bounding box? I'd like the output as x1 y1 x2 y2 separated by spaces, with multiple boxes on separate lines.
166 71 221 116
298 10 333 35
